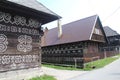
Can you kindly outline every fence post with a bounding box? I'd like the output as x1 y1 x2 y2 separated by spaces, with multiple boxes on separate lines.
74 58 77 68
104 49 107 58
118 46 120 54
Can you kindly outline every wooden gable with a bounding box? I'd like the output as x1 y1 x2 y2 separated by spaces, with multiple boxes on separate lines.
91 17 106 42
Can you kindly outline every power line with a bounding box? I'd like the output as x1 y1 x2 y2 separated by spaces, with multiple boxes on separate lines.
87 0 120 22
103 6 120 22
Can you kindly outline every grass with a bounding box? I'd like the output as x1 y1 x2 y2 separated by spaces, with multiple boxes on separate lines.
43 55 120 71
43 64 82 70
84 56 119 70
29 75 57 80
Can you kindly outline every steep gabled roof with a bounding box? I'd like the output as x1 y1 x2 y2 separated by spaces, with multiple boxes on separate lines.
103 26 119 37
0 0 61 24
6 0 60 17
42 15 105 46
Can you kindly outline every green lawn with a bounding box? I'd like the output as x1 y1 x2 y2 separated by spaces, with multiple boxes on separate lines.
29 75 56 80
84 56 119 70
43 64 81 70
43 55 120 71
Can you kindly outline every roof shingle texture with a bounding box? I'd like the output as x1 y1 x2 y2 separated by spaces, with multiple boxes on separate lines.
42 15 98 46
7 0 59 16
103 26 119 37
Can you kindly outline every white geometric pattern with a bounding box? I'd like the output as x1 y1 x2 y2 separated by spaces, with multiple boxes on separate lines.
0 34 8 52
17 35 32 52
0 11 41 28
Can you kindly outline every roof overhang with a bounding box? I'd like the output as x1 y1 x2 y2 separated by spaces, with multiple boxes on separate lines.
0 0 61 25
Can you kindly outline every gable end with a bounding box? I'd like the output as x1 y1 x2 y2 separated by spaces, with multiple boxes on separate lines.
90 17 107 43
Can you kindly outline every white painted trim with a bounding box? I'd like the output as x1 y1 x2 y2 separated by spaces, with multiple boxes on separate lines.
89 15 98 40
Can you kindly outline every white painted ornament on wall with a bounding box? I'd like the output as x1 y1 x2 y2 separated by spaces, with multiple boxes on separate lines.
17 35 32 52
0 11 41 28
0 34 8 53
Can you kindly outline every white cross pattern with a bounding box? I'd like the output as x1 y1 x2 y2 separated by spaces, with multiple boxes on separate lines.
17 35 32 52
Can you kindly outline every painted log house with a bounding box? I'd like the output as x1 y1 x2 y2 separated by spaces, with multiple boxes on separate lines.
104 26 120 46
0 0 60 72
99 26 120 56
41 15 108 67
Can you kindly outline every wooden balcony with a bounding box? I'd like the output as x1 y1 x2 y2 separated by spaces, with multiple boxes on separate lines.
92 34 105 42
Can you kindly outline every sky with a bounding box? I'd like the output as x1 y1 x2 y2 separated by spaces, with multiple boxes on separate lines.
38 0 120 33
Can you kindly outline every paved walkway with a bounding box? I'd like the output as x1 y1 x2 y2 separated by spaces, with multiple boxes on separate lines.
0 66 87 80
69 57 120 80
42 67 88 80
0 68 43 80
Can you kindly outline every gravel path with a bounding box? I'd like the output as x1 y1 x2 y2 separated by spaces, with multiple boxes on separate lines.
42 67 88 80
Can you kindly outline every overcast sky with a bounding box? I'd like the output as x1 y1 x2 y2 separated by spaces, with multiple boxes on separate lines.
38 0 120 33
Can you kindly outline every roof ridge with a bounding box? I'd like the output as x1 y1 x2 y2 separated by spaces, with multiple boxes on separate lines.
62 15 98 26
36 0 61 18
6 0 61 18
103 26 119 36
104 26 118 33
47 15 98 33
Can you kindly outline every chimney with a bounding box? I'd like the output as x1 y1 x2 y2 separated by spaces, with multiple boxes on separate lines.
58 19 62 38
41 27 48 46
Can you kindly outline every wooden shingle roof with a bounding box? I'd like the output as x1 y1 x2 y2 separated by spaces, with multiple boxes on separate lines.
6 0 59 17
0 0 61 24
103 26 119 37
42 15 106 46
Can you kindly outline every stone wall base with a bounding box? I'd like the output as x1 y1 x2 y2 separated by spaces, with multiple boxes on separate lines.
0 67 43 80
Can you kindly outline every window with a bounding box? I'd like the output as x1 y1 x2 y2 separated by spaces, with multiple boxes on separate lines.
95 28 100 34
67 50 70 53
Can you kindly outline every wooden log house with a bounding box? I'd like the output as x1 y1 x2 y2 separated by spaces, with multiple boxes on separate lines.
41 15 108 68
98 26 120 57
0 0 60 72
104 26 120 46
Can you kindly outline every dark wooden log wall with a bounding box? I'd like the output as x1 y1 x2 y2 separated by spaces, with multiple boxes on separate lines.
42 42 87 67
84 42 99 57
42 41 104 67
0 10 41 72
